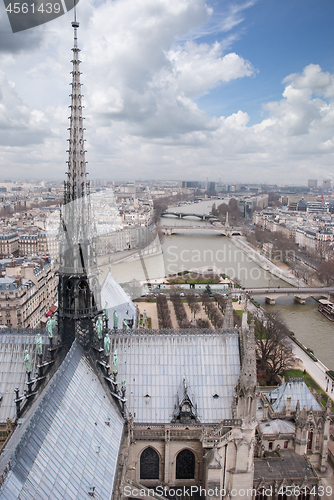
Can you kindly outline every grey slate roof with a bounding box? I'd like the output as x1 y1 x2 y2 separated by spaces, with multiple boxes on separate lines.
111 331 240 423
0 278 17 291
0 334 48 423
267 380 323 413
258 418 295 435
254 450 317 481
0 341 124 500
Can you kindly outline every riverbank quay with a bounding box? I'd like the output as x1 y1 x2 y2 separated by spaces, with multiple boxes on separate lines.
290 341 334 401
244 298 334 399
233 236 305 287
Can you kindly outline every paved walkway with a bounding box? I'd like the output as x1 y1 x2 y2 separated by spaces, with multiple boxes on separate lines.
183 303 197 324
168 300 179 328
244 298 334 403
197 302 214 327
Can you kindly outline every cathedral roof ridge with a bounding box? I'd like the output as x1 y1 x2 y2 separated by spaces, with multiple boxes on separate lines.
108 327 240 337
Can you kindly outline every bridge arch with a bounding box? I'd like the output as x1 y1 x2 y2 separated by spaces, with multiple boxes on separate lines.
161 211 217 221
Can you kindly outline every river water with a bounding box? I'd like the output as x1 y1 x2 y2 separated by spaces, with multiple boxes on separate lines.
160 200 285 287
109 199 334 370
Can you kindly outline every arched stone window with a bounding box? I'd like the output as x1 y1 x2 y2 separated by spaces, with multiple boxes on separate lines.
78 280 89 310
307 429 313 450
255 491 268 500
65 280 74 309
140 447 159 479
176 449 195 479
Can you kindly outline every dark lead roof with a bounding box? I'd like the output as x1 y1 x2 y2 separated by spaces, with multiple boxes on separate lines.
0 341 124 500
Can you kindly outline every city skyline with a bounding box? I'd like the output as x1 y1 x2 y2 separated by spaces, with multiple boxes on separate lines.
0 0 334 183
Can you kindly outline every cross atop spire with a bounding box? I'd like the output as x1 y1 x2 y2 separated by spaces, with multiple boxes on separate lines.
64 20 89 205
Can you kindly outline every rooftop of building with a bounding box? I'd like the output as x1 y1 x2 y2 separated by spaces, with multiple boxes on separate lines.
254 450 318 481
0 340 124 499
266 379 323 413
258 417 295 436
110 329 240 424
0 333 49 422
0 233 19 239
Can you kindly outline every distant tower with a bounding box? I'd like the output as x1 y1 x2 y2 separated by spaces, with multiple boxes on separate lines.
308 179 317 189
57 20 100 349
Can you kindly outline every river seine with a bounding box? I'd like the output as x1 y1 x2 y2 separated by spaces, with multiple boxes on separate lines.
110 199 334 370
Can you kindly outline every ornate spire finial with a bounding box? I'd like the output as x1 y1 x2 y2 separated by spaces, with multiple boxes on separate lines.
64 19 88 205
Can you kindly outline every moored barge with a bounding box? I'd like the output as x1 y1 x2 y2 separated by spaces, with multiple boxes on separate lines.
318 299 334 322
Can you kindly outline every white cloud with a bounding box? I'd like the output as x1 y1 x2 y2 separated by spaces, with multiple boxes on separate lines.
0 71 49 145
166 42 254 97
0 0 333 184
283 64 334 98
79 0 254 139
220 0 258 32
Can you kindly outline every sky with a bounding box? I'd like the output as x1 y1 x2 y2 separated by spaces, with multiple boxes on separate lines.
0 0 334 184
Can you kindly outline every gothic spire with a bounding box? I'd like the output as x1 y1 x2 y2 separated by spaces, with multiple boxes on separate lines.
223 285 234 329
235 318 258 423
242 294 248 330
64 20 89 205
57 20 99 349
239 318 257 390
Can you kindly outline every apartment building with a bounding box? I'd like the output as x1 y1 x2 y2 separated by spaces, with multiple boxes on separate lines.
254 207 334 257
0 233 19 258
0 257 57 328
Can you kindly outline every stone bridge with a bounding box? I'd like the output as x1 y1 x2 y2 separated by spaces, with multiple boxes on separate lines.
233 286 334 305
161 211 218 221
160 225 242 236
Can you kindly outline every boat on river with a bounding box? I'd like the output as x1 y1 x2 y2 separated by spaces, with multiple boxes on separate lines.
265 296 275 305
294 295 305 304
318 299 334 322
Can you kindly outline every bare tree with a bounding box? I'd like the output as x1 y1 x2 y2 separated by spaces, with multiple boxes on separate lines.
156 295 173 328
318 259 334 285
186 294 200 320
170 293 191 328
213 293 226 313
196 318 210 328
217 203 229 216
255 312 294 385
201 293 224 327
